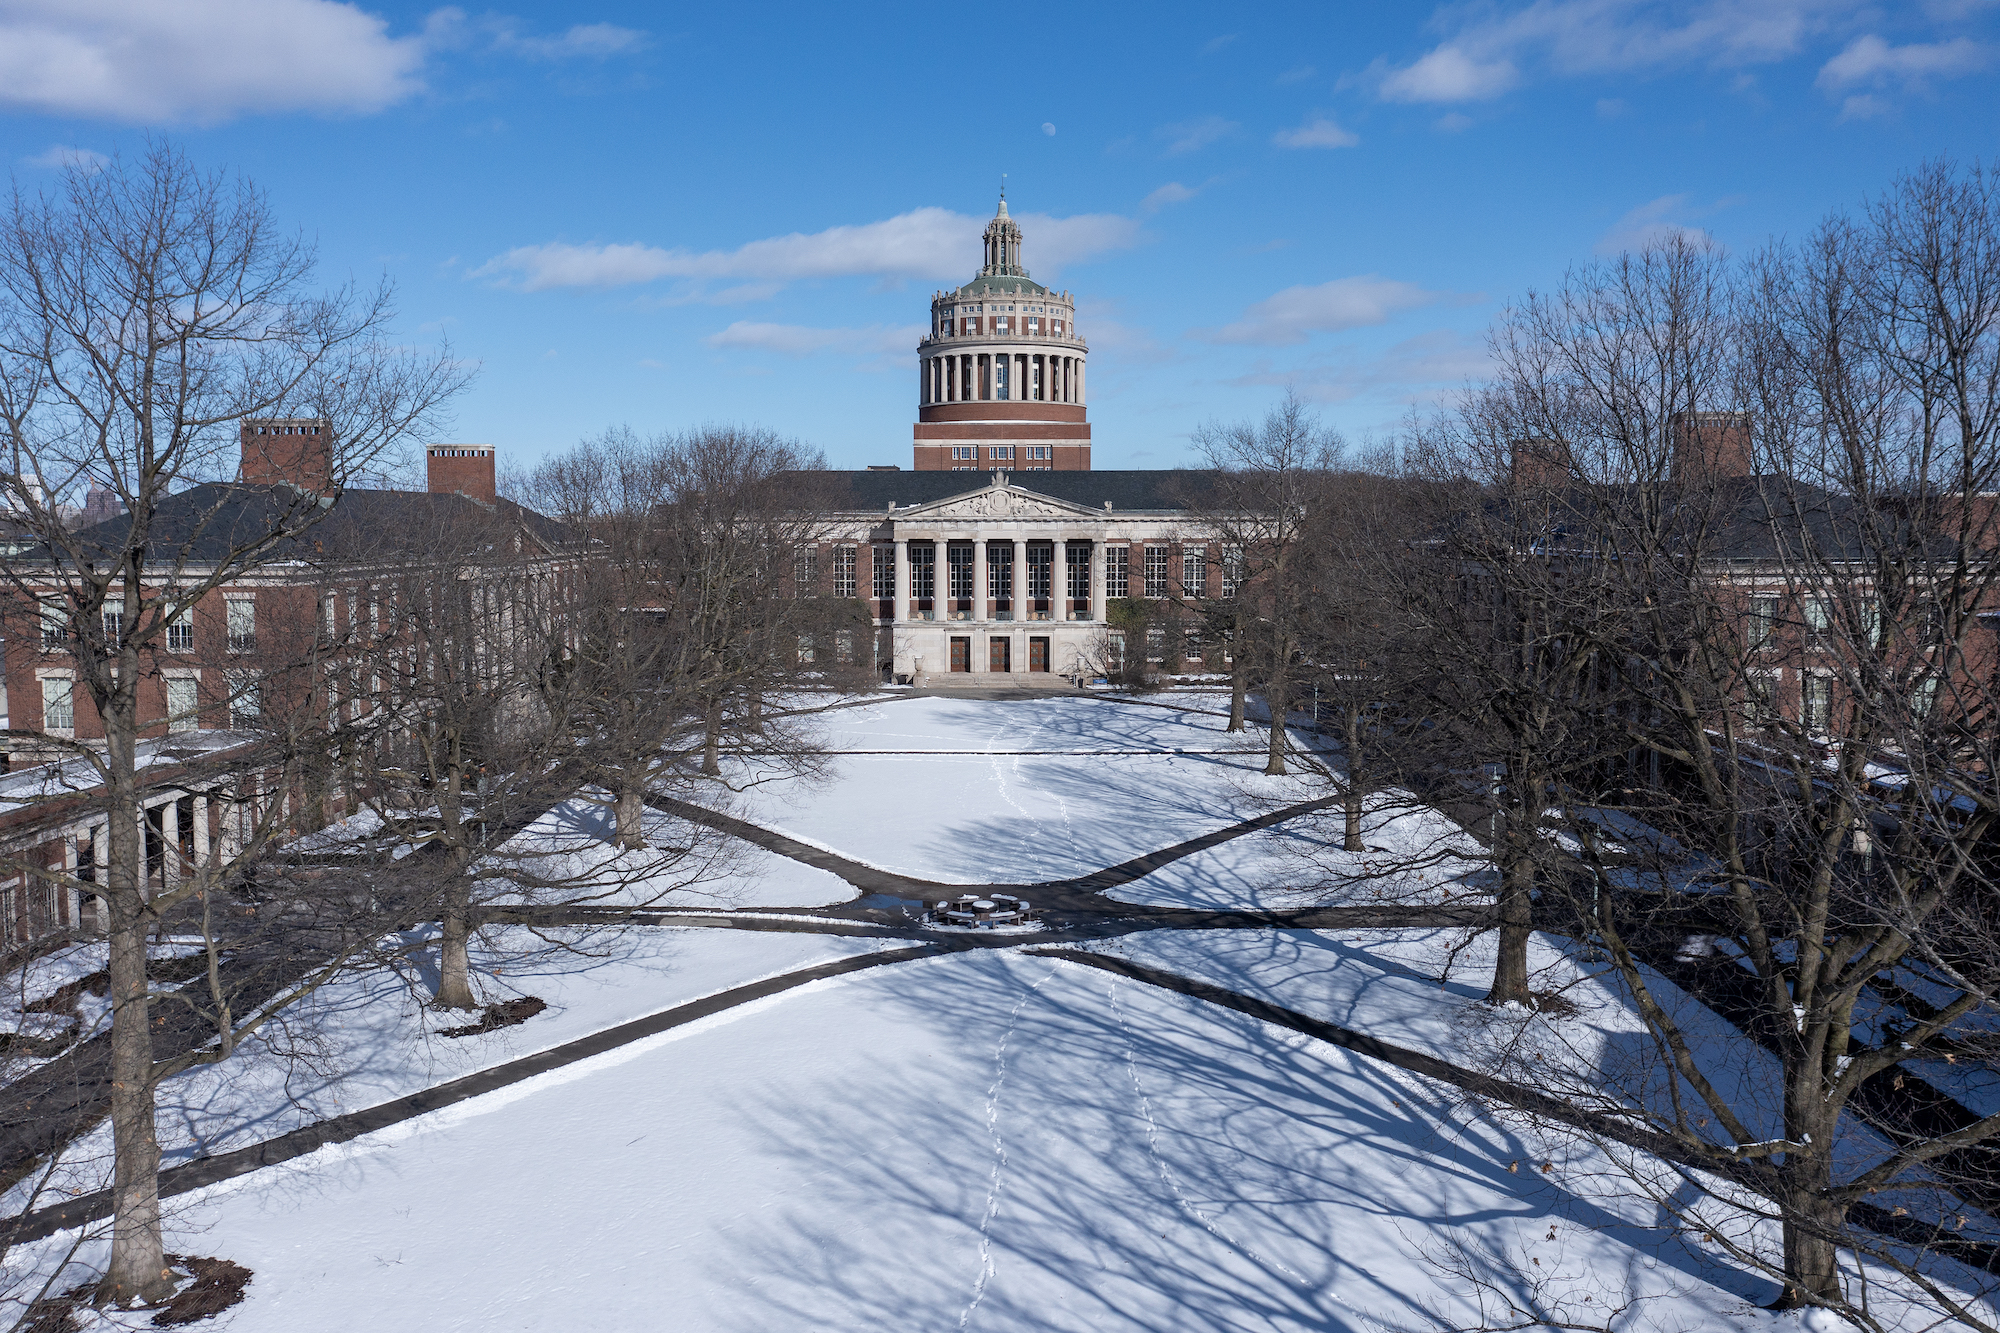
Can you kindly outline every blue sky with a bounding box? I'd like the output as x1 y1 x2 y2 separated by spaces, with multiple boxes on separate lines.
2 1 1995 471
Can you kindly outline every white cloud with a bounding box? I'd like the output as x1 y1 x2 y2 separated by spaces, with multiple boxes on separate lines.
1277 65 1318 84
0 0 425 122
704 322 923 358
1434 112 1476 132
1231 329 1495 406
1157 116 1240 156
1142 182 1199 212
1202 34 1239 55
1595 194 1716 254
475 207 1141 294
21 145 108 171
1272 116 1359 148
1198 276 1449 345
1370 0 1879 106
1041 122 1057 136
424 8 649 60
1379 47 1518 103
1815 33 1990 102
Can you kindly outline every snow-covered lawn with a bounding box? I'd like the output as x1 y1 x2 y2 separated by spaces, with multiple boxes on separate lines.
718 696 1318 884
5 927 897 1217
19 949 1798 1332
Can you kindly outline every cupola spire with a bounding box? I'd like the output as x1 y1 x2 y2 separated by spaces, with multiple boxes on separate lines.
981 188 1025 277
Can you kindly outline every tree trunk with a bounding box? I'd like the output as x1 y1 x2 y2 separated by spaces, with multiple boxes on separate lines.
746 692 764 735
98 743 175 1306
1485 844 1534 1006
434 864 478 1011
702 699 722 777
432 746 478 1011
614 782 646 850
1263 673 1288 776
1774 1095 1843 1306
1228 636 1247 733
1342 703 1364 852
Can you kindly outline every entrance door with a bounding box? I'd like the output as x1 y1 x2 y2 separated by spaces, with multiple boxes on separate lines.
989 637 1011 673
949 637 970 672
1028 637 1050 673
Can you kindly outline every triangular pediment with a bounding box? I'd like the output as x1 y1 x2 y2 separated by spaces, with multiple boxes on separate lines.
901 478 1102 521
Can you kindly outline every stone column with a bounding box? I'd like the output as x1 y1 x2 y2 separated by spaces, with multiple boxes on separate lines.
894 536 909 624
1012 536 1026 636
974 530 988 628
192 795 210 869
1091 533 1106 618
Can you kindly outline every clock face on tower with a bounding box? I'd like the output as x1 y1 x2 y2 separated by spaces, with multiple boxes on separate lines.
912 196 1090 473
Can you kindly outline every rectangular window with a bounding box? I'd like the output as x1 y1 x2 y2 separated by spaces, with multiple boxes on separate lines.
1026 546 1052 599
40 596 63 650
1803 675 1833 733
797 635 815 664
166 609 194 653
1144 545 1170 599
1182 548 1207 599
995 316 1011 335
1025 446 1051 461
1066 545 1090 600
1145 628 1166 662
833 546 857 599
872 545 895 600
988 544 1013 600
1748 594 1780 650
1860 597 1881 650
951 445 977 461
1026 316 1041 335
989 446 1013 461
102 608 124 645
1184 628 1204 661
1803 596 1832 646
226 598 256 653
1106 546 1129 599
42 676 73 732
166 677 198 733
1912 675 1941 720
947 545 975 599
1742 673 1776 726
835 629 855 665
794 545 817 598
228 673 261 728
1221 547 1241 599
910 544 935 600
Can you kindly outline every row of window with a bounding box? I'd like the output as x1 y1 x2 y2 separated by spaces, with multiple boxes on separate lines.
41 597 255 653
937 314 1069 338
39 671 259 736
846 543 1239 600
947 446 1052 462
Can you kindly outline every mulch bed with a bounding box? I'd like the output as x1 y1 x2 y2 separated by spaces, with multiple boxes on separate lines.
20 1254 252 1331
436 996 547 1039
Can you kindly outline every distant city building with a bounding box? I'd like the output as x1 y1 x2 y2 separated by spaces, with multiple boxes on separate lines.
914 195 1090 472
80 483 124 527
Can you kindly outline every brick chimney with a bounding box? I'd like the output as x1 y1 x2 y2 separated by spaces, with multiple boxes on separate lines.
1508 437 1572 491
240 418 333 492
427 445 497 504
1670 411 1754 483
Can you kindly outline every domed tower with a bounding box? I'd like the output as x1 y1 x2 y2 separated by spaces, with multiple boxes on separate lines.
914 194 1089 471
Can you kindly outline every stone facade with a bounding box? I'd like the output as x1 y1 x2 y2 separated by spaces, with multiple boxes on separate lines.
813 470 1227 686
913 196 1090 472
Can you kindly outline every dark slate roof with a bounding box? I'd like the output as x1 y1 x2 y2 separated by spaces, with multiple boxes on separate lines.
62 483 574 567
810 469 1224 513
953 274 1051 298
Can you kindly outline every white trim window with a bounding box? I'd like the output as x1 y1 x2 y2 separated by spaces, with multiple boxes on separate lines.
1803 674 1834 734
833 546 857 599
1748 594 1779 650
1105 546 1129 599
793 545 817 598
871 545 895 600
101 607 124 646
165 676 199 733
1143 545 1170 599
39 596 64 650
227 672 262 729
226 598 256 653
166 608 194 653
41 674 74 733
1182 547 1207 599
1220 547 1241 599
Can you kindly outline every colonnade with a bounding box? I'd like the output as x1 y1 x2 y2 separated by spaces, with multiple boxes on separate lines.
885 533 1105 625
922 352 1083 406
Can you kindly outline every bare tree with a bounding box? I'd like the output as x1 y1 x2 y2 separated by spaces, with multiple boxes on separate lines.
1187 394 1347 772
0 144 465 1305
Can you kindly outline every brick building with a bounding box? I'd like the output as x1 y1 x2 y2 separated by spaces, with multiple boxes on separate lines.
796 469 1231 684
912 195 1090 472
0 423 567 941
